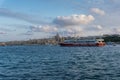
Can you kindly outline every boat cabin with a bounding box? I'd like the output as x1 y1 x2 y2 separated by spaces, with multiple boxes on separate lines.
59 38 105 47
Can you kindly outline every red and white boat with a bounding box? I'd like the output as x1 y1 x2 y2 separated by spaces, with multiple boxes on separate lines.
59 39 105 47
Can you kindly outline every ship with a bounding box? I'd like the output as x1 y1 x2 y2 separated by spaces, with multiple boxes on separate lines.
59 39 105 47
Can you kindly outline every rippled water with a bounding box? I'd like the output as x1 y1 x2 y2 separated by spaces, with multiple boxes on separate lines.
0 45 120 80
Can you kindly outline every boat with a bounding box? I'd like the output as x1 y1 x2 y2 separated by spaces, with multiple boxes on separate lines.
59 39 105 47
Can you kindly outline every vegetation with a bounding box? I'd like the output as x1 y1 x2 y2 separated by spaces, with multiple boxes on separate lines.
103 34 120 43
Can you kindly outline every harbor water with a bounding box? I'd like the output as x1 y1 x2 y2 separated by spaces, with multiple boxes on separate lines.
0 45 120 80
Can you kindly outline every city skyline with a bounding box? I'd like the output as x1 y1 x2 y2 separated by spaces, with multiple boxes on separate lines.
0 0 120 41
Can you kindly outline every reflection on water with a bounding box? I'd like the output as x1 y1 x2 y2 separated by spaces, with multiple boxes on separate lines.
0 45 120 80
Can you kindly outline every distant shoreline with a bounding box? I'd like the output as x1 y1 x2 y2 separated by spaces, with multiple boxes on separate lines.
0 34 120 46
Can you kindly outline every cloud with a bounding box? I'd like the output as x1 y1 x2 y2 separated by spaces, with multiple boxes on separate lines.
28 24 83 37
111 0 120 3
113 28 120 34
0 27 14 32
0 31 6 34
56 26 83 37
21 31 34 35
66 26 83 33
30 25 58 33
91 8 105 16
85 25 103 31
96 25 103 30
0 27 15 35
0 8 45 24
93 25 103 30
53 14 95 26
52 14 96 37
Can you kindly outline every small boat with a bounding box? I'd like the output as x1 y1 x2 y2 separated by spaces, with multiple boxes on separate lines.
59 39 105 47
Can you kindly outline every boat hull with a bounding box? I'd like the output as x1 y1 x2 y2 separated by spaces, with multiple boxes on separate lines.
59 43 105 47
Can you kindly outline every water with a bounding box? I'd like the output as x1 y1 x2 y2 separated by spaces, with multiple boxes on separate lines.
0 45 120 80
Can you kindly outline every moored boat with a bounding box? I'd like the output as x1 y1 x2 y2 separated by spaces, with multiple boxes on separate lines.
59 39 105 47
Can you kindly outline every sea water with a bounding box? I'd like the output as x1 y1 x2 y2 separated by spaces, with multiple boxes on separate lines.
0 45 120 80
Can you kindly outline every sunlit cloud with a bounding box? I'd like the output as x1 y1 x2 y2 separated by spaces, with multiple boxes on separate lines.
64 26 83 36
84 25 103 31
29 25 58 33
91 8 105 16
53 14 95 26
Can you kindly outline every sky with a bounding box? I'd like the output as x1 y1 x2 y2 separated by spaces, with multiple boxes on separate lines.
0 0 120 41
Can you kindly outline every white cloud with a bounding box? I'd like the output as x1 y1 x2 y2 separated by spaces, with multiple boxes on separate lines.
95 25 103 30
66 26 83 33
85 25 103 31
60 27 83 37
30 25 58 33
113 28 120 34
53 14 95 26
91 8 105 16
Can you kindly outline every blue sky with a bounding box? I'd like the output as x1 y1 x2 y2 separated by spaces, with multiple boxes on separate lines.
0 0 120 41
